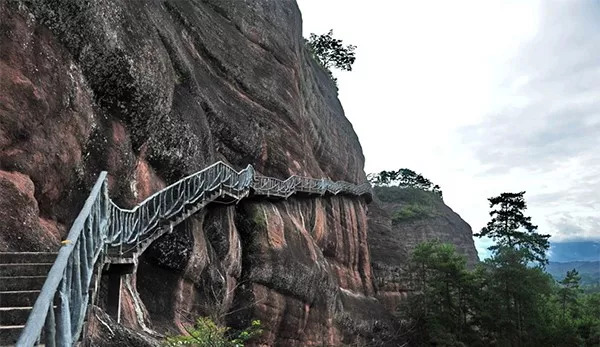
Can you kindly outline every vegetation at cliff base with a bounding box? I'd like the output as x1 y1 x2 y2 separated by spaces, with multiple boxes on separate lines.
164 317 262 347
399 192 600 346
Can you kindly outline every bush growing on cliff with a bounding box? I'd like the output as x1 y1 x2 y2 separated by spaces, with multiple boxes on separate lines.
164 317 262 347
306 29 356 71
392 202 437 223
374 186 441 223
368 168 443 199
305 29 356 86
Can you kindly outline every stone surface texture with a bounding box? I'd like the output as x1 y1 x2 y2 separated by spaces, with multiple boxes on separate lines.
367 194 479 312
0 0 478 345
0 1 391 345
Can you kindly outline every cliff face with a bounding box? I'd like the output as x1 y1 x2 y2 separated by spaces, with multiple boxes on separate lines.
367 187 479 311
0 1 388 345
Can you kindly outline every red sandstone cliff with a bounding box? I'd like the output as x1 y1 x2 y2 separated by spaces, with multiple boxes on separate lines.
0 1 480 345
0 1 393 345
367 187 479 313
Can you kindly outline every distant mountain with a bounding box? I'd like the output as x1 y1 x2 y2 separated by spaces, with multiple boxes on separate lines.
548 241 600 262
547 261 600 292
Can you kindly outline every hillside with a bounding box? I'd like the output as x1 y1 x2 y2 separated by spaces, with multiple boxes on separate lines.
367 186 479 311
547 261 600 292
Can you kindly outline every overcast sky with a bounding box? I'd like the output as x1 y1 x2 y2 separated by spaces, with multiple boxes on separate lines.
297 0 600 257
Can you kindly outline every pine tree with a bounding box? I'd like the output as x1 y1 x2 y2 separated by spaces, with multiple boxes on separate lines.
475 191 550 265
558 269 582 316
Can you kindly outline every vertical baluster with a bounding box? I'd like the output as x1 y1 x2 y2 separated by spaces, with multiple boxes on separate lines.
80 224 89 283
135 209 140 236
186 178 191 199
87 211 95 265
107 204 113 242
56 269 72 345
124 213 130 243
143 206 149 236
167 188 173 214
127 213 133 243
69 251 82 337
115 207 121 244
152 197 158 227
172 184 178 213
138 207 144 237
43 301 57 347
119 213 125 255
158 192 163 219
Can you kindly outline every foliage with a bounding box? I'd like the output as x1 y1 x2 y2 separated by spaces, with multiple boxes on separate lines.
546 261 600 293
402 241 481 346
398 190 598 346
164 317 262 347
558 269 583 316
474 191 550 265
400 241 600 346
374 186 439 205
392 203 437 222
400 192 600 347
306 29 356 72
369 168 443 199
374 186 442 223
305 29 356 88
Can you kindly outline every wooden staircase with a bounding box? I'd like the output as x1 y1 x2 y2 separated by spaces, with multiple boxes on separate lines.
0 253 57 346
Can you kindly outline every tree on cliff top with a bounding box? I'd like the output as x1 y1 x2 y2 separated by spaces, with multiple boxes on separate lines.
305 30 356 88
306 29 356 72
368 168 443 199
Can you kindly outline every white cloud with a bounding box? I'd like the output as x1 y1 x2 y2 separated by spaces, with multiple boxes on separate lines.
297 0 600 247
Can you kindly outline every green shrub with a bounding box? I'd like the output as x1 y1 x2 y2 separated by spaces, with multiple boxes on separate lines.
374 186 441 205
164 317 262 347
392 203 437 223
375 186 442 223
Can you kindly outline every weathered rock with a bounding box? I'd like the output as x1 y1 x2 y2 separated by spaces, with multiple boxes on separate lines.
0 0 391 345
0 170 60 251
230 197 374 346
367 188 479 313
87 306 160 347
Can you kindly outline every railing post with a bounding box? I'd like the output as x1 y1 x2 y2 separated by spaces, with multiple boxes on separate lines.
44 304 56 347
56 279 72 346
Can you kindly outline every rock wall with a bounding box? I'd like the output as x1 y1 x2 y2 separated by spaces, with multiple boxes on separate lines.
0 1 394 345
367 189 479 313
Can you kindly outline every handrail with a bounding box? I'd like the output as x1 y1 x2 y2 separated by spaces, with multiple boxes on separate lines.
16 161 371 346
17 172 109 346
